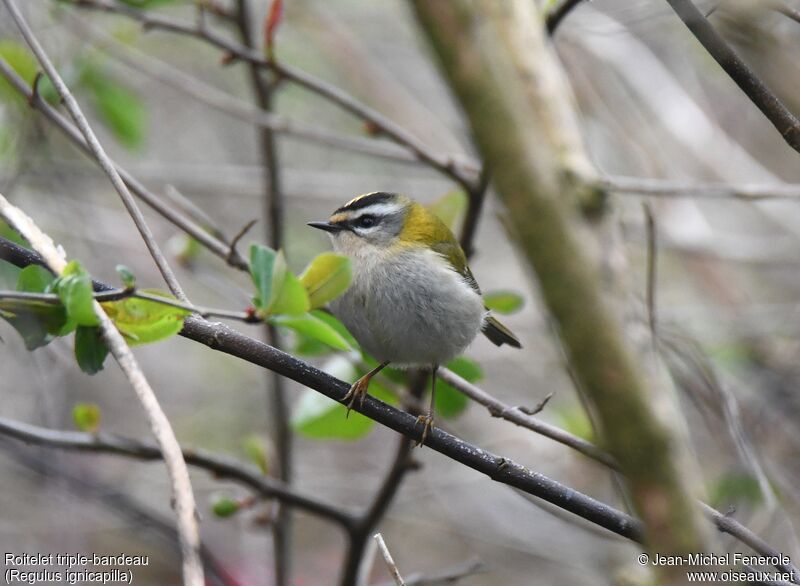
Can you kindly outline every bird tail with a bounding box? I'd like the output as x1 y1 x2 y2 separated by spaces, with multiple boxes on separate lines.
482 315 522 348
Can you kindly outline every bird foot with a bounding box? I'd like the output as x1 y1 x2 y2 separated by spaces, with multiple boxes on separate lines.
415 414 434 447
342 375 371 417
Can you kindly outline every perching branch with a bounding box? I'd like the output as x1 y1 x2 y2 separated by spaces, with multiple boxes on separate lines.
664 0 800 153
0 197 204 586
3 235 797 581
4 0 187 301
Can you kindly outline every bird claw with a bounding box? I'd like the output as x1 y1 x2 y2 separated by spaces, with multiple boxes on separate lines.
415 414 434 447
343 377 369 417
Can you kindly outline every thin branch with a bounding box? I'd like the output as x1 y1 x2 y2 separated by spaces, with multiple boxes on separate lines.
545 0 587 35
602 175 800 200
4 0 187 300
0 288 254 322
643 202 658 343
437 367 616 467
664 0 800 152
66 15 449 169
0 196 203 585
0 57 248 271
0 416 355 528
65 0 480 190
339 371 427 586
232 1 292 583
775 2 800 25
374 534 406 586
4 236 797 579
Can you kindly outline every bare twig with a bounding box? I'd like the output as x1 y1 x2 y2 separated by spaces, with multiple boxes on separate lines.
602 175 800 200
437 367 616 467
374 534 406 586
664 0 800 153
545 0 587 35
0 416 354 528
0 57 248 270
65 0 479 190
232 1 292 582
4 0 187 300
643 202 658 343
67 16 448 169
0 196 203 586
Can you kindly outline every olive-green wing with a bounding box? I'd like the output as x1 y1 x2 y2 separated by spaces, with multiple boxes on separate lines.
431 241 521 349
431 240 481 294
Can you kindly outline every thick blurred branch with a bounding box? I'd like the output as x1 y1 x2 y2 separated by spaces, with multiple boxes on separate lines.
664 0 800 153
409 2 706 582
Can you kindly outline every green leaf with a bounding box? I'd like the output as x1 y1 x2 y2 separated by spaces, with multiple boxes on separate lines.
0 265 66 349
270 313 350 351
310 310 359 349
75 326 109 375
54 261 99 327
72 403 101 433
299 252 352 309
0 299 67 350
242 435 269 475
291 357 397 440
250 244 277 310
78 59 146 149
211 496 240 518
266 251 309 316
18 265 54 293
428 190 467 231
434 357 483 419
101 289 189 346
116 265 136 289
484 291 524 315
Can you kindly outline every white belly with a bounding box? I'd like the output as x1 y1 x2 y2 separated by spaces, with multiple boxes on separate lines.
330 247 486 366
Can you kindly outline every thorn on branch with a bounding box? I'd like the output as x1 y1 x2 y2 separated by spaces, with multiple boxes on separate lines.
28 71 44 107
227 218 257 266
520 392 555 416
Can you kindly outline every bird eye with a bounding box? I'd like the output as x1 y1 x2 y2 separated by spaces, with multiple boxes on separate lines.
356 215 377 228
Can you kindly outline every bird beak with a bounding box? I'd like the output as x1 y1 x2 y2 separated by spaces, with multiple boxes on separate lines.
307 221 344 233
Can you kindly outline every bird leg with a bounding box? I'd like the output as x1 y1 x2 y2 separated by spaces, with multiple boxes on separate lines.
416 365 438 446
343 361 390 416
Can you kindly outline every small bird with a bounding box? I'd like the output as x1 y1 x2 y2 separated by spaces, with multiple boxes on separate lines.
308 192 521 443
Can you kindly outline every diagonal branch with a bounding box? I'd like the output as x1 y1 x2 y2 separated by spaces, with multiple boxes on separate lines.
64 0 480 191
664 0 800 153
0 197 203 586
4 0 187 300
0 57 248 270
